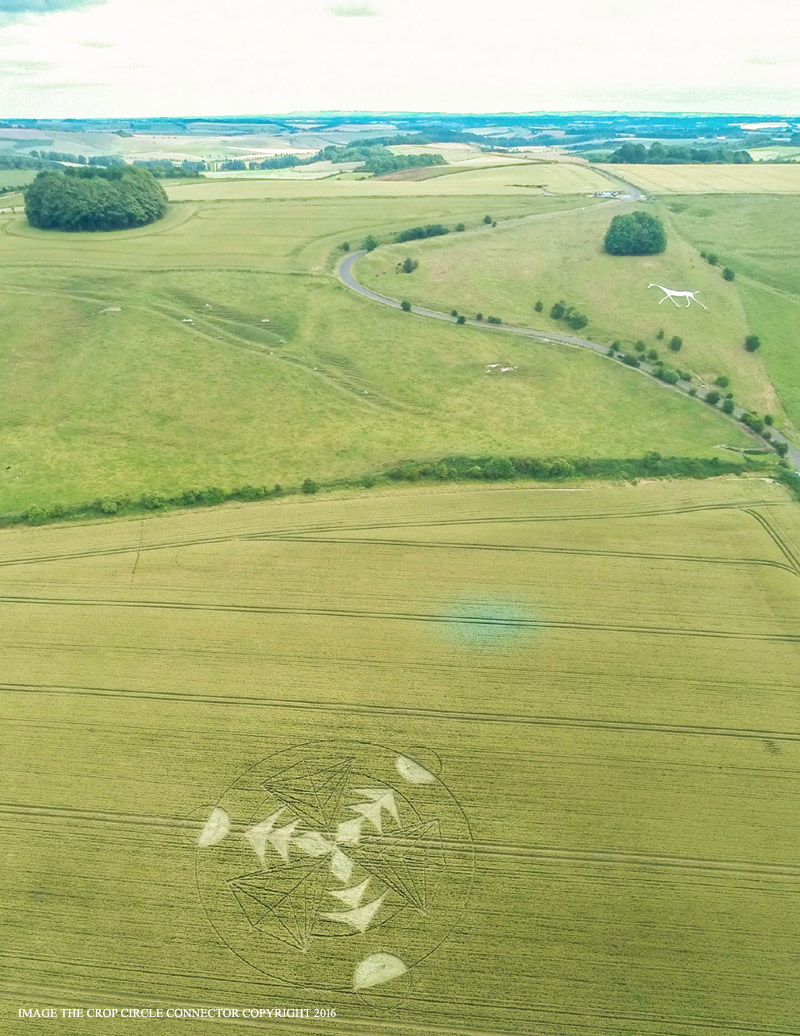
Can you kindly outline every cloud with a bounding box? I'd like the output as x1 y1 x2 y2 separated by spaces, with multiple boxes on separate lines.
328 3 379 15
0 0 104 19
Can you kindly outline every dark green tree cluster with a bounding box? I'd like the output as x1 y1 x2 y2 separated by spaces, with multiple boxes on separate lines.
395 223 449 243
608 141 753 164
549 300 588 330
604 211 666 255
25 165 168 232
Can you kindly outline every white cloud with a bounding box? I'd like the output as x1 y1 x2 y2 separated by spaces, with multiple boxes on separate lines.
1 0 798 117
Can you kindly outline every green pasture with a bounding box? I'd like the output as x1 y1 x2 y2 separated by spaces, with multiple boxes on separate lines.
2 478 798 1034
358 200 784 421
663 194 800 430
0 169 36 190
0 181 756 516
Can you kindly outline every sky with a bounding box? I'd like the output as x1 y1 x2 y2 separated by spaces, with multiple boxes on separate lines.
0 0 798 118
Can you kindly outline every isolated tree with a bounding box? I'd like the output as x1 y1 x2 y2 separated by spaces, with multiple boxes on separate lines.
705 390 721 405
744 334 761 352
400 299 412 312
534 300 543 312
721 398 735 414
669 336 682 352
722 267 735 281
456 314 466 324
550 301 566 320
603 211 666 255
402 257 417 273
455 223 465 231
634 340 646 353
475 312 483 321
362 234 378 251
483 215 492 224
706 253 718 266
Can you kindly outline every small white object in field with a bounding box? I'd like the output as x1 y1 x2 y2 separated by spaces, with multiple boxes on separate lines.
261 318 270 322
396 755 437 784
100 306 121 314
198 807 230 847
181 318 193 323
353 953 408 991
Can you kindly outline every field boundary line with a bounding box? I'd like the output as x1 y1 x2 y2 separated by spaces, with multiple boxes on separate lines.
4 682 800 741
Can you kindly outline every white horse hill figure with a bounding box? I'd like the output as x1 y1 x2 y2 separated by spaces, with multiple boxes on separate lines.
648 283 708 310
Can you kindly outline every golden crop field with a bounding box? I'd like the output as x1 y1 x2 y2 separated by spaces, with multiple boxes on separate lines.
603 163 800 194
2 477 799 1034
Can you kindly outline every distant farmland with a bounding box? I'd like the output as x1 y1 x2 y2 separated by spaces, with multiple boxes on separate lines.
1 477 798 1033
602 162 800 194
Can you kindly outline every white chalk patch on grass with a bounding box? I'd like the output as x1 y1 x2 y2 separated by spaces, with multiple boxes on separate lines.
328 878 370 908
243 809 285 866
330 848 354 882
293 831 333 857
336 816 365 845
268 821 299 862
396 755 437 785
354 788 400 824
353 953 408 992
99 306 121 314
349 801 384 834
322 892 387 933
198 807 230 848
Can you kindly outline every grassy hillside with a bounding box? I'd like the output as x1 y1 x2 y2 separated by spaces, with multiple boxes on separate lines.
358 200 783 420
2 477 798 1033
0 180 754 515
663 195 800 431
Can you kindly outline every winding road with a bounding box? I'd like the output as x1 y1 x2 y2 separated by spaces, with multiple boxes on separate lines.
337 249 800 476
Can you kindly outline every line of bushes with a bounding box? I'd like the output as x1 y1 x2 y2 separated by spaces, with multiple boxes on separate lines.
3 452 784 529
384 453 765 484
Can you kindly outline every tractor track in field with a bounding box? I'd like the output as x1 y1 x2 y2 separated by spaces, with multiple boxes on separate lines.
0 500 787 569
0 594 798 642
253 534 799 575
3 802 799 879
4 681 800 741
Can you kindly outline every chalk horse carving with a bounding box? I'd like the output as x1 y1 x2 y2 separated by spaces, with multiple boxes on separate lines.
648 284 708 310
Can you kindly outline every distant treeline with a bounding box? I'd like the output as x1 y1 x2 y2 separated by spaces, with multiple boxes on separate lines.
132 159 205 178
25 165 168 232
608 141 754 164
221 142 447 176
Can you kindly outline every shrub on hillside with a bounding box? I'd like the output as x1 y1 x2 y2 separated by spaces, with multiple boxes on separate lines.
604 211 666 255
744 335 761 352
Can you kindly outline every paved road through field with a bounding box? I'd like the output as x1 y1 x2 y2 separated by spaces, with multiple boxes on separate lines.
337 248 800 477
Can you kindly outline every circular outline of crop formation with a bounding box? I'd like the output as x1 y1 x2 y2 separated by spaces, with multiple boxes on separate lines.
195 738 474 993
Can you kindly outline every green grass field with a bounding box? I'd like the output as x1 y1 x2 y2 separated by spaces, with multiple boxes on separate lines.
2 477 799 1034
358 199 787 423
0 179 754 516
662 195 800 431
0 170 36 190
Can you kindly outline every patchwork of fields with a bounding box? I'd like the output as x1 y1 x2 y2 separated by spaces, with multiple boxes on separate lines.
1 477 799 1034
